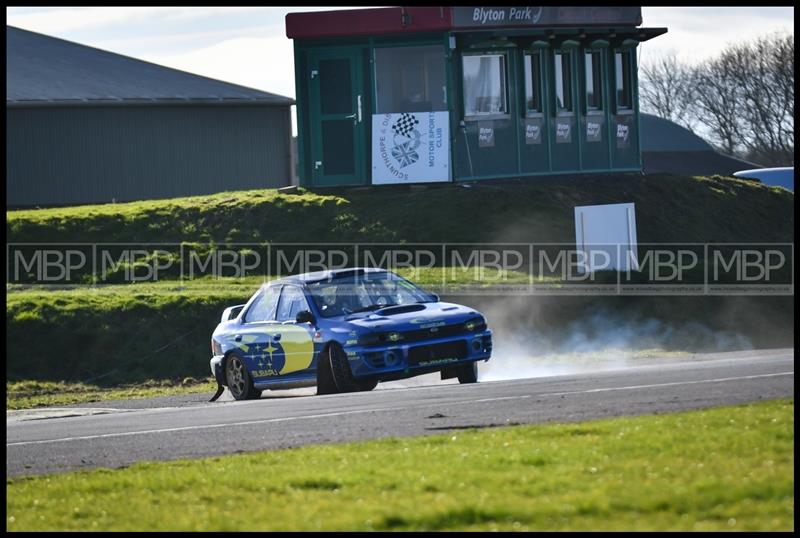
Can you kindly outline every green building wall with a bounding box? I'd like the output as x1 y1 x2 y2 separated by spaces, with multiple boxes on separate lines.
294 31 643 188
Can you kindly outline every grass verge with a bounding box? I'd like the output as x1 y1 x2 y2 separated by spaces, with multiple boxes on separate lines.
6 398 793 531
6 378 217 410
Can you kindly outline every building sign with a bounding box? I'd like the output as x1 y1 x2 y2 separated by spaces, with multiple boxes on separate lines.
555 117 572 144
586 117 603 142
478 122 495 147
372 111 450 184
615 116 632 149
524 118 543 145
452 7 642 28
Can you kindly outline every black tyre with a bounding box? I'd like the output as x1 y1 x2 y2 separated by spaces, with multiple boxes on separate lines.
326 343 378 393
456 361 479 384
316 349 338 395
225 354 261 400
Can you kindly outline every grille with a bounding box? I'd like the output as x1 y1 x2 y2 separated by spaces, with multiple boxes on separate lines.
408 341 468 364
361 323 469 346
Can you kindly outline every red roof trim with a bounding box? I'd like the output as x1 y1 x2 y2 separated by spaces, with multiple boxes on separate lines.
286 6 644 40
286 7 451 39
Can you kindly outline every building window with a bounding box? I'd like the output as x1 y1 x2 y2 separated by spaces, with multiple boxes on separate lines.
462 53 508 117
554 50 573 113
615 50 633 110
374 45 446 113
585 50 603 111
524 51 544 114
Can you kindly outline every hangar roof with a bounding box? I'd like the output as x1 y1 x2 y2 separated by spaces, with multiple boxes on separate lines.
640 114 713 152
6 26 294 107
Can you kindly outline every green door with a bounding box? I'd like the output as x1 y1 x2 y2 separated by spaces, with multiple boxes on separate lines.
308 49 366 186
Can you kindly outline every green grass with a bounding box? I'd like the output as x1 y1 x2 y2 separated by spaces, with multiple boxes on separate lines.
6 399 793 531
6 378 217 410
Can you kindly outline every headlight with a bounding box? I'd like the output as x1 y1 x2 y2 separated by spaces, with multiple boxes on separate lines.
211 338 222 355
359 331 404 346
464 317 487 332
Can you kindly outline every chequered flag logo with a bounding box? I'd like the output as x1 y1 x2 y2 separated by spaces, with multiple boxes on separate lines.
392 113 420 137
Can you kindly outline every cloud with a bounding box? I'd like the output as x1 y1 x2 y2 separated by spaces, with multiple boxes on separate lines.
7 7 171 34
641 6 794 64
143 36 297 99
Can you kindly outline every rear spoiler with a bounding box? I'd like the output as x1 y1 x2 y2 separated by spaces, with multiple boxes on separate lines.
220 304 246 323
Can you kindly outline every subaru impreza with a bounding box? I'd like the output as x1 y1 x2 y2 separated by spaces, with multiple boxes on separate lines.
209 268 492 400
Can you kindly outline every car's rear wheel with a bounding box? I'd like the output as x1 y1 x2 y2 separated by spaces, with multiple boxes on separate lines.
327 343 378 393
225 354 261 400
456 361 478 384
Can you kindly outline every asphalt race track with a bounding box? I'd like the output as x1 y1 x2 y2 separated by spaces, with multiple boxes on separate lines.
6 349 794 477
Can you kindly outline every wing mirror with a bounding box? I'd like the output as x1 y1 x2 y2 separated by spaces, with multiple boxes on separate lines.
296 310 316 325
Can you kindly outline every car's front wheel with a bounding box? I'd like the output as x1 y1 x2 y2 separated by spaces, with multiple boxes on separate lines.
456 361 479 384
326 343 378 393
225 354 261 400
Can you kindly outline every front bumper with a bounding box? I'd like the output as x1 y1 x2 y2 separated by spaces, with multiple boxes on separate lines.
210 354 225 386
345 329 492 379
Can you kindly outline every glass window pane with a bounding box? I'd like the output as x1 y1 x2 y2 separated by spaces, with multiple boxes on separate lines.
246 287 279 322
276 286 306 322
615 51 632 109
555 51 572 112
525 53 542 113
319 59 352 115
586 51 602 110
462 54 508 116
375 46 446 113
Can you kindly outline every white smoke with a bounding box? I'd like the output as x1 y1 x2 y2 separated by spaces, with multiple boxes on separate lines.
476 295 752 382
381 295 754 388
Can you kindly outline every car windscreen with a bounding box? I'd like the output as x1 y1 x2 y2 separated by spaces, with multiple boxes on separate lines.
306 272 436 317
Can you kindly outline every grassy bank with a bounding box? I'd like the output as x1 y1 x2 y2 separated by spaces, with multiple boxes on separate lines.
8 174 793 247
6 398 794 531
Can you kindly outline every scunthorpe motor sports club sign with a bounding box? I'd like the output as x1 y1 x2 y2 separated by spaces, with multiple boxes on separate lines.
372 111 450 185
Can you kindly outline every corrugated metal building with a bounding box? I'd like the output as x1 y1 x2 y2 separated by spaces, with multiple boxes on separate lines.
7 26 295 207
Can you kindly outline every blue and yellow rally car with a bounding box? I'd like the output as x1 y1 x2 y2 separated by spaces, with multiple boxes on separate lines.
210 268 492 400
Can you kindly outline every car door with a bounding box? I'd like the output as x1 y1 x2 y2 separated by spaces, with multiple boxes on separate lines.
272 285 317 375
234 285 282 379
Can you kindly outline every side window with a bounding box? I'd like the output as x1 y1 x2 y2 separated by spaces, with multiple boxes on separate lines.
554 49 573 113
374 45 446 113
524 51 544 114
615 49 633 110
462 53 508 118
244 286 280 323
276 286 309 322
584 50 603 111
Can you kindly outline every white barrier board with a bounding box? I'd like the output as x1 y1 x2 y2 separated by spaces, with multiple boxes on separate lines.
574 202 639 272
